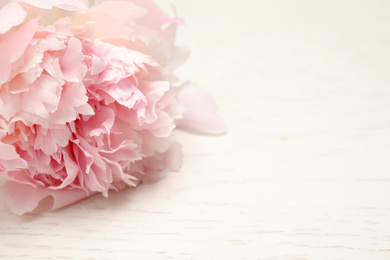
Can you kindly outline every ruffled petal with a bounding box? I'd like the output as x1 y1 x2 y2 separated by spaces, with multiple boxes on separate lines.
0 143 28 171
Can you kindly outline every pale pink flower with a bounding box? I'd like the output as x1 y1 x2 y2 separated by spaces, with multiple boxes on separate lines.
0 0 226 215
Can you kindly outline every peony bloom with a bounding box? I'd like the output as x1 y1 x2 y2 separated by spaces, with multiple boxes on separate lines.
0 0 226 215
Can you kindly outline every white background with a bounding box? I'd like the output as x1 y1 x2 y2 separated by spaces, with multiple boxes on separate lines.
1 0 390 259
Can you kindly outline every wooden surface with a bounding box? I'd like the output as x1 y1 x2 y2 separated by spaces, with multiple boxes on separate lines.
1 0 390 259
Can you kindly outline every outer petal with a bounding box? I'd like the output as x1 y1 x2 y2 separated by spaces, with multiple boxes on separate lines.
0 181 91 215
0 18 38 84
176 86 227 135
16 0 89 11
0 2 27 34
126 0 184 27
74 1 147 41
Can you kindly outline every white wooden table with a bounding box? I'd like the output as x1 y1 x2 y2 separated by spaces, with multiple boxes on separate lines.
1 0 390 259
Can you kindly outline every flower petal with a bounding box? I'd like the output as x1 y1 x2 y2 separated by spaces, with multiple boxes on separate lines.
16 0 89 11
0 181 91 215
0 2 27 34
0 18 38 84
176 86 227 135
0 143 28 171
60 37 86 83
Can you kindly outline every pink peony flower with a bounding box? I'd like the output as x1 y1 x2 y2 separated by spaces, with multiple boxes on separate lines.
0 0 226 215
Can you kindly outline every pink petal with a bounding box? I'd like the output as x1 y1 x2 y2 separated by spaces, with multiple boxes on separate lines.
73 139 108 193
137 80 170 124
161 140 182 172
84 106 115 137
0 18 38 84
0 51 10 86
0 143 28 171
128 0 184 27
91 1 147 20
0 143 21 160
76 2 146 41
0 181 91 215
141 141 182 184
17 0 89 11
150 111 175 138
60 37 86 82
50 82 93 125
91 54 107 75
20 74 62 119
105 78 146 109
0 2 27 34
34 126 71 155
176 86 227 135
55 150 80 189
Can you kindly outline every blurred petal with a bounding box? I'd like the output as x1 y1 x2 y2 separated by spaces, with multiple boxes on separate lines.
177 86 227 135
0 2 26 34
16 0 89 11
141 141 182 184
